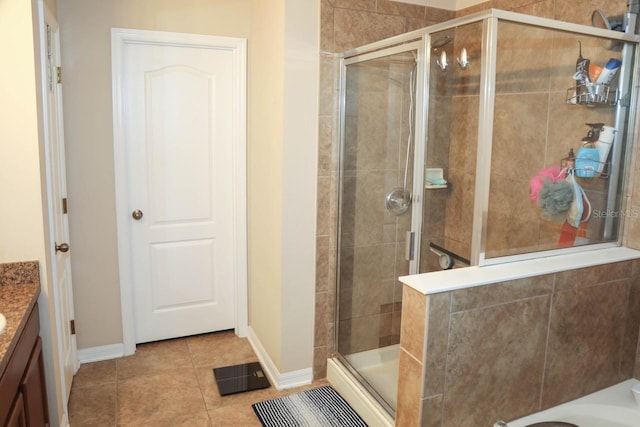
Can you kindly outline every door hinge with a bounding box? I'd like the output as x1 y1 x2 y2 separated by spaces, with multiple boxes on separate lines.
57 66 62 84
62 197 68 214
70 319 76 335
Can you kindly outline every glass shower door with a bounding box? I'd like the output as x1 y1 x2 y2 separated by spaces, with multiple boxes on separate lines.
336 45 420 413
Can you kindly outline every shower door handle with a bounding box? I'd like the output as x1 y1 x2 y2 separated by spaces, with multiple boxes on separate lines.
405 231 415 261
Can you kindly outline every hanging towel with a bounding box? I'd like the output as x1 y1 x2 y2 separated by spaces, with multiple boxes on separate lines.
565 172 591 228
558 221 589 247
530 166 567 201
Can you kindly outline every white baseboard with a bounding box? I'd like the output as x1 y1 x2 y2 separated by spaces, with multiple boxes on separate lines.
246 326 279 387
77 343 125 364
278 366 314 389
246 326 313 390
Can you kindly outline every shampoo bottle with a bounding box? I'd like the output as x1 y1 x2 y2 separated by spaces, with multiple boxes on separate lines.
596 58 622 85
575 123 603 178
575 143 600 178
595 125 616 174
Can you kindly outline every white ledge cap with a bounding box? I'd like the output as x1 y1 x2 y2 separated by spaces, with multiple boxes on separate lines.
400 247 640 295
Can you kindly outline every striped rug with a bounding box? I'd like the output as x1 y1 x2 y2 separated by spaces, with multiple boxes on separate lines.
252 385 368 427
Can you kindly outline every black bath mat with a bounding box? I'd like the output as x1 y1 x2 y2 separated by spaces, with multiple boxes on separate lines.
213 361 270 396
252 385 368 426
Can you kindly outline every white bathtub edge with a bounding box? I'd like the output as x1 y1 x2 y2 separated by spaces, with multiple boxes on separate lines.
508 378 640 427
327 358 395 427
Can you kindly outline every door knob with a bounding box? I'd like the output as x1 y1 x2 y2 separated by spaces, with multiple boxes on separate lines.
132 209 144 220
55 242 70 253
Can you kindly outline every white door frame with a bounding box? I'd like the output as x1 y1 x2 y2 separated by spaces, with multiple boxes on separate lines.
111 28 248 355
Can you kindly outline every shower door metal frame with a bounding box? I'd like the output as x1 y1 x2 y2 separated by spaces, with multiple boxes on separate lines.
471 16 499 266
335 40 425 416
605 12 640 240
409 37 430 276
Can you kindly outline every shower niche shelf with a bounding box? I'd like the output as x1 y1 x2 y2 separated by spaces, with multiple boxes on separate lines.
425 184 448 189
425 168 448 189
566 83 618 106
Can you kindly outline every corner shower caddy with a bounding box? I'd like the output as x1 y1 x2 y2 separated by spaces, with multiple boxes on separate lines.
566 82 619 106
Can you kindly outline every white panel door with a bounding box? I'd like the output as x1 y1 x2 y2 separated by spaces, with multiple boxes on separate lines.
40 2 77 403
122 35 237 343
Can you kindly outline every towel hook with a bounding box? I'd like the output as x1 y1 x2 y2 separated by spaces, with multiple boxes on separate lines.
457 47 470 69
436 50 448 71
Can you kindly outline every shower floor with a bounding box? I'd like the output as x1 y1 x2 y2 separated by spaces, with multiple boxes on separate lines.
345 344 400 410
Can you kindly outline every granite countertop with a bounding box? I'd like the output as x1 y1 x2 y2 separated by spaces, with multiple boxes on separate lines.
0 261 40 379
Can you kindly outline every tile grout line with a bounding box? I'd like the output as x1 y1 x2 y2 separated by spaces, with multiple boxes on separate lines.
616 279 633 378
449 292 554 315
188 337 214 425
538 274 556 411
438 292 453 427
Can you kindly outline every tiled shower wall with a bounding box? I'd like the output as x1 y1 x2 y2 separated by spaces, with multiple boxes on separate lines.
315 0 636 380
396 260 640 426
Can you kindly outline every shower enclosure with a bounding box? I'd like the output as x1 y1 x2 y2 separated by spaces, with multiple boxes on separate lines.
334 9 640 419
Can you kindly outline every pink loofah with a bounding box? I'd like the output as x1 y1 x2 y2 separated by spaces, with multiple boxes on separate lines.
530 166 566 201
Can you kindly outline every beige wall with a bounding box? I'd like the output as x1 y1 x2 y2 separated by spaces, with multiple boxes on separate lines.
280 0 319 372
0 0 47 264
249 0 320 374
58 0 253 349
59 0 319 375
248 0 285 369
0 0 66 423
248 0 319 374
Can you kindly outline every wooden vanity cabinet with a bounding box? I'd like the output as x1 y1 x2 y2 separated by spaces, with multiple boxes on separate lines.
0 303 49 427
21 337 48 426
6 393 26 427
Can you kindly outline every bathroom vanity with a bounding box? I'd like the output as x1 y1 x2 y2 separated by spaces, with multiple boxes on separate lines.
0 263 49 426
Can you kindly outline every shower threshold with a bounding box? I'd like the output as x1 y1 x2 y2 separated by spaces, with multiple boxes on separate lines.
344 344 400 410
327 358 395 427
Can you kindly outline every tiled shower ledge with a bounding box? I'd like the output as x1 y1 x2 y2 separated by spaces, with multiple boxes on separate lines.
400 247 640 295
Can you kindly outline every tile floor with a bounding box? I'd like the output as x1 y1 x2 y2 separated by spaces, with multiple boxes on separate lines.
68 330 327 426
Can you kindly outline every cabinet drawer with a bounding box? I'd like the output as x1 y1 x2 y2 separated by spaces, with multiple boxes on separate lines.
0 305 39 425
